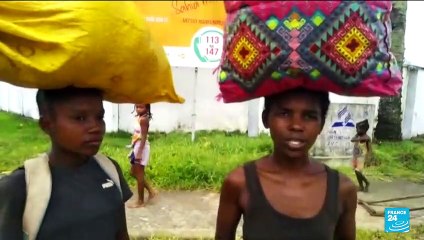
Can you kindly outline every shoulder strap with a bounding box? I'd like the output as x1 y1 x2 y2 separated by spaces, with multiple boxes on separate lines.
23 153 52 240
243 161 259 194
94 153 122 199
324 165 340 219
243 161 266 207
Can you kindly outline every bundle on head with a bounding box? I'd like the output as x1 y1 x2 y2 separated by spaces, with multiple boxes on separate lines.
356 119 370 132
0 1 184 104
218 1 403 103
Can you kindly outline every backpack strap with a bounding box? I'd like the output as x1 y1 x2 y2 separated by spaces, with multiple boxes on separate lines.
22 153 52 240
22 153 122 240
94 153 122 199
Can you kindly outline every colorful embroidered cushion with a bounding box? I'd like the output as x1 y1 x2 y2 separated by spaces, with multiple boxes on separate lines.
218 1 403 103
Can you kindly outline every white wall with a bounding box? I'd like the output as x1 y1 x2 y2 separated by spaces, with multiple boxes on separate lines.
0 66 385 158
117 67 249 133
401 1 424 139
411 70 424 136
0 67 380 135
404 1 424 69
0 67 249 133
0 83 39 118
402 67 424 139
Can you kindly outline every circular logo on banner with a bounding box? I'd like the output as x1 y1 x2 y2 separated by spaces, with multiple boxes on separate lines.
191 27 224 63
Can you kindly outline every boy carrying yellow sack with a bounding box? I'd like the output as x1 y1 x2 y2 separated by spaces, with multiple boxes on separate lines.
0 2 184 240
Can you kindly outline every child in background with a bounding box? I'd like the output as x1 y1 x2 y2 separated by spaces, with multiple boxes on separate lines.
351 119 371 192
128 104 156 208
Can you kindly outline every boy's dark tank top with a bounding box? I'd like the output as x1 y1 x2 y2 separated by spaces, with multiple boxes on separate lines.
242 162 340 240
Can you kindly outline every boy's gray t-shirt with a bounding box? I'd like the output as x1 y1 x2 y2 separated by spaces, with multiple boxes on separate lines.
0 157 133 240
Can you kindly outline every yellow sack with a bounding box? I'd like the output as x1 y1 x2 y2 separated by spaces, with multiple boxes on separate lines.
0 1 184 104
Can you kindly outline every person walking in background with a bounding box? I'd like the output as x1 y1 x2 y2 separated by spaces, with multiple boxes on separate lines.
128 104 156 208
351 119 371 192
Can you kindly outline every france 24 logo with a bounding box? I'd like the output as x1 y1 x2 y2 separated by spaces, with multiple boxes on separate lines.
385 208 410 233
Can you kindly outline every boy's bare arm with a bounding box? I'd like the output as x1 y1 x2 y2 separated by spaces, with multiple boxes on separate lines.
215 168 244 240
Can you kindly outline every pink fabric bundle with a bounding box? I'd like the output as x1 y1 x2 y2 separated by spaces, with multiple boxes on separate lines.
218 1 403 103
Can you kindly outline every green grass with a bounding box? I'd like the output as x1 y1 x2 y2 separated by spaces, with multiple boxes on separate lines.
357 225 424 240
334 140 424 183
102 130 272 189
0 111 50 171
365 141 424 182
0 111 272 189
1 111 424 189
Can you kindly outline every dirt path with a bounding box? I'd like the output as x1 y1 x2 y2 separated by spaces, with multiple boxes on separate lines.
125 179 424 239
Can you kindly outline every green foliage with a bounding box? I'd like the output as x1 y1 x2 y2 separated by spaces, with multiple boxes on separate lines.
366 141 424 182
374 96 403 141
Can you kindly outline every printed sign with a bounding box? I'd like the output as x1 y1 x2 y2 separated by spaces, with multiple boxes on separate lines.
331 106 355 128
191 27 224 63
135 1 226 68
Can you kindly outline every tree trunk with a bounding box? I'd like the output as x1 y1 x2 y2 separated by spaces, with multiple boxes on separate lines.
374 2 407 141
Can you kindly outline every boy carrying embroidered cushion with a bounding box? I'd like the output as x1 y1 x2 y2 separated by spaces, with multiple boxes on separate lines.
215 1 402 239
